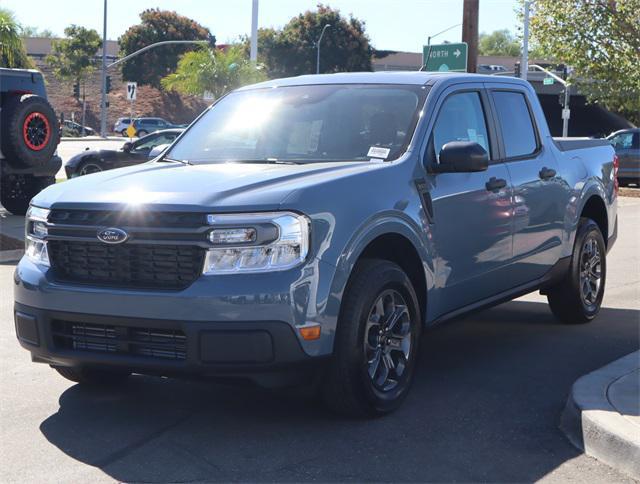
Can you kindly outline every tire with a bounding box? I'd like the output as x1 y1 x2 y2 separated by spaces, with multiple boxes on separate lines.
137 130 148 137
121 129 128 137
546 218 606 324
78 160 103 176
1 94 60 168
0 175 54 215
322 259 422 417
54 366 131 385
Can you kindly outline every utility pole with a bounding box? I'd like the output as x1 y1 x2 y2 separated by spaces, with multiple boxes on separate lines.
99 0 107 137
250 0 259 62
521 0 530 80
316 24 331 74
462 0 479 73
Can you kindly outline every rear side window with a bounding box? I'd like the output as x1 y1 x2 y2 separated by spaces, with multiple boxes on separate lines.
432 91 491 161
492 91 538 158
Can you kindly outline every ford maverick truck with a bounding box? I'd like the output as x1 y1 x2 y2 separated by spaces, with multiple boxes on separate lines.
14 72 618 416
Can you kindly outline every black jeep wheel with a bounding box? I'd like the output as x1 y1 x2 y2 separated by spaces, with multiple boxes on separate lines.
322 259 421 417
0 175 54 215
1 94 59 168
547 218 607 324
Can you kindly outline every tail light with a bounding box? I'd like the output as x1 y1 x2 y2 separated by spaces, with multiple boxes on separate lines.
613 154 619 195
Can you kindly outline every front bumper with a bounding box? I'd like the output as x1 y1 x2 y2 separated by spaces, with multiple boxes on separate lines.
14 302 327 387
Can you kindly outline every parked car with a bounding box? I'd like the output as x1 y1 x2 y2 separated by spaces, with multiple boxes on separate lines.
61 120 95 137
64 129 183 177
15 72 618 417
607 128 639 186
113 117 132 136
477 64 508 74
132 117 180 137
0 68 61 215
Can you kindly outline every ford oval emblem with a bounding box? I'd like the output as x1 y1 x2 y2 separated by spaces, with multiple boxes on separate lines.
97 227 129 244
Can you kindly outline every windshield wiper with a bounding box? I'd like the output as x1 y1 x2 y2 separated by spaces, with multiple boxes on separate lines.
158 157 191 166
227 159 300 165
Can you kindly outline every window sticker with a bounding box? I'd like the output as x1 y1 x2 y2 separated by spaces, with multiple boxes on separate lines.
367 146 391 159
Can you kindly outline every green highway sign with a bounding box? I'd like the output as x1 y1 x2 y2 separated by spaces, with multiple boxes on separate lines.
543 77 555 85
422 42 468 72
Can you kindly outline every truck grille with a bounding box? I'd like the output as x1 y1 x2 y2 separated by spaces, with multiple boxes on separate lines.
52 320 187 361
48 240 205 290
49 209 205 228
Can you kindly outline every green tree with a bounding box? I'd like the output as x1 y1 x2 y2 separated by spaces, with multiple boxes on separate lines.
162 45 267 99
46 25 101 83
246 4 373 78
478 29 521 57
529 0 640 123
119 9 211 88
0 8 33 68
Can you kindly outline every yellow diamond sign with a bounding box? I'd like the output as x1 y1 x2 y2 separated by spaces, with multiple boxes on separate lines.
126 124 136 138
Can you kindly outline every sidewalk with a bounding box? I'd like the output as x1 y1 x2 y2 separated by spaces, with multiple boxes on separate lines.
561 351 640 480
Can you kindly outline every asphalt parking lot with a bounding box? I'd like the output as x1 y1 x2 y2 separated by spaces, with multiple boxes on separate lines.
1 197 638 483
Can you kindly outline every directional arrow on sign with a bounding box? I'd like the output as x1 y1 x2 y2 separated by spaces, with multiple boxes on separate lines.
454 49 461 58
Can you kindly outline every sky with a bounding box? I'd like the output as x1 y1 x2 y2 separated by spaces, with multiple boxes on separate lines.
3 0 520 53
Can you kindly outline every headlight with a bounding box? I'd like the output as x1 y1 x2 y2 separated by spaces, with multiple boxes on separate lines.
203 212 309 274
25 206 50 266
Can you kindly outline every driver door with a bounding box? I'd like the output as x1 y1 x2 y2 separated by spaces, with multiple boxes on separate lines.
423 86 514 319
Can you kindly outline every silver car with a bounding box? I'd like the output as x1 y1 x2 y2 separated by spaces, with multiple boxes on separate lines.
113 117 132 136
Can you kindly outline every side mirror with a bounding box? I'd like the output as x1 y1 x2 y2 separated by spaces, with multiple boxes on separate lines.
122 142 132 152
434 141 489 173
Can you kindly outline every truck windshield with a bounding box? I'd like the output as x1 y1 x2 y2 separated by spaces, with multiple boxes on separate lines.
166 84 428 164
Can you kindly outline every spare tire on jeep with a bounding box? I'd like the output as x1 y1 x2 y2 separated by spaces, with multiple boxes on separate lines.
1 94 60 168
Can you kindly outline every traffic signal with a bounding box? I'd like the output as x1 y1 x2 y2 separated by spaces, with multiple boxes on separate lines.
207 34 216 49
514 62 521 77
105 76 112 94
73 82 80 99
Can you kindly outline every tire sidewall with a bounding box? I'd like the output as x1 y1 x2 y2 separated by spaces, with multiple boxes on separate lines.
1 95 60 168
570 220 607 320
339 261 422 414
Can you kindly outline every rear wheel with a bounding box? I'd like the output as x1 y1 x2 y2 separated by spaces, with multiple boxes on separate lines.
78 161 103 176
54 366 131 385
322 259 421 417
137 130 148 137
121 129 128 137
1 94 59 168
546 218 606 324
0 175 54 215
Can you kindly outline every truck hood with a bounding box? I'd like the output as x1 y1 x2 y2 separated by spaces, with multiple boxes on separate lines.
33 160 370 211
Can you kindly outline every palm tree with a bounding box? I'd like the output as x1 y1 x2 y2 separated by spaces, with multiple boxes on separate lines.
0 8 33 68
161 45 267 99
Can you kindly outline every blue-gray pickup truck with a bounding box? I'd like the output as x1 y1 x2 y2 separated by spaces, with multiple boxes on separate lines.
14 72 618 416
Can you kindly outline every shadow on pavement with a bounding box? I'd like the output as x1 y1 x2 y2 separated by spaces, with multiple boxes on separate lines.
39 300 640 482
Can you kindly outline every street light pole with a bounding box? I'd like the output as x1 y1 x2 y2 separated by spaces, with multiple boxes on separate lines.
250 0 259 62
316 24 331 74
99 0 107 137
421 23 461 71
521 0 530 80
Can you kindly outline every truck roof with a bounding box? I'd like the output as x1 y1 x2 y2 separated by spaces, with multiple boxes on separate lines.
237 71 530 91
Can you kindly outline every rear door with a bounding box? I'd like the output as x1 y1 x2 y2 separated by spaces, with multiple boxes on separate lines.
423 84 514 317
486 85 566 283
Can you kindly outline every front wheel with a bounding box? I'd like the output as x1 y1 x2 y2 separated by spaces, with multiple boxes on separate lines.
78 161 103 176
0 175 54 215
322 259 421 417
546 218 606 324
137 130 148 137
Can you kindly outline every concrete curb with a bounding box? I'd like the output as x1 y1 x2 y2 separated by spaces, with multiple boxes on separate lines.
0 249 23 263
560 352 640 480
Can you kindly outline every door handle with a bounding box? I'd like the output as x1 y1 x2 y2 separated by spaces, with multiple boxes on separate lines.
485 177 507 191
539 167 556 180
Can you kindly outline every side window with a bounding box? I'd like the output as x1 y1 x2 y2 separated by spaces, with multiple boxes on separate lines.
634 133 640 150
432 91 491 162
492 91 538 158
611 133 633 149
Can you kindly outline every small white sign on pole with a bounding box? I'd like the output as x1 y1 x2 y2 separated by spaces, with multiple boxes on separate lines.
562 108 571 120
126 82 137 101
